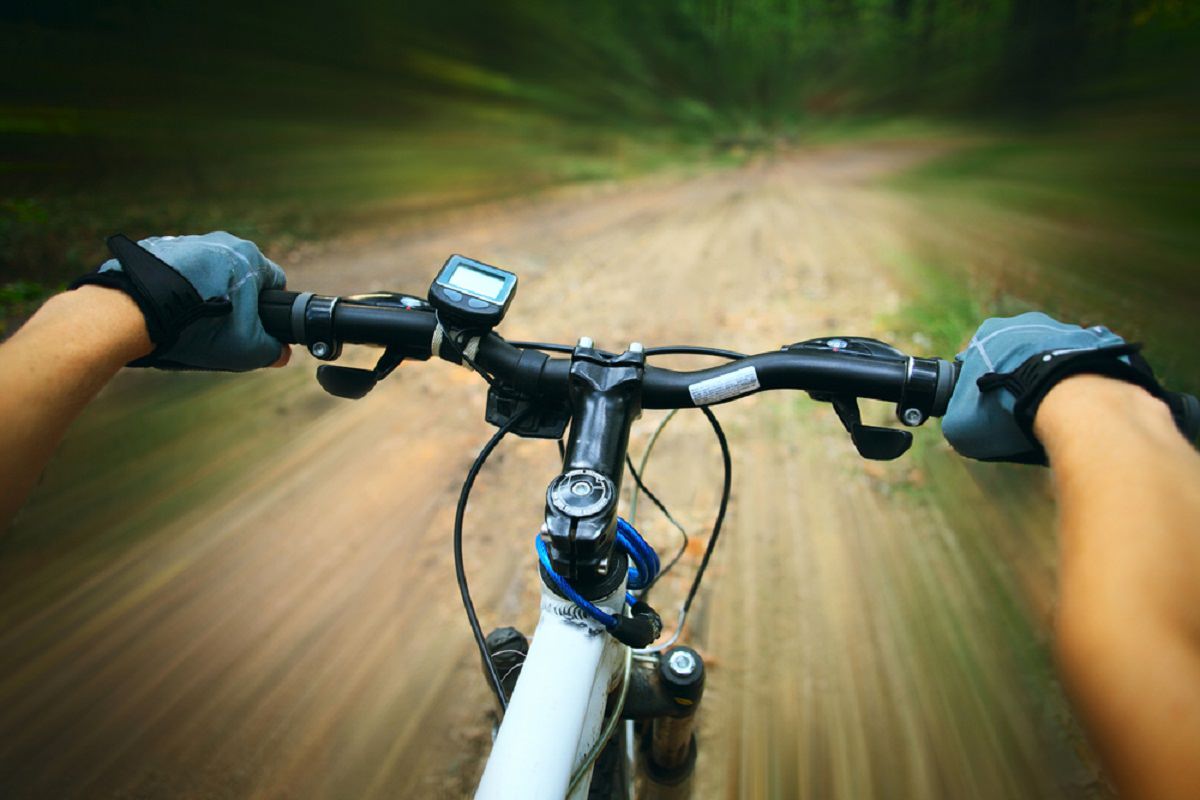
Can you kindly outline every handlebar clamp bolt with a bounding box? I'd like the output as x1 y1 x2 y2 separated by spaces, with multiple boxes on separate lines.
311 342 330 359
902 407 924 427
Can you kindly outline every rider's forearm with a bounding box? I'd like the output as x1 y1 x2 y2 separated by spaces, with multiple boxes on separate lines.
1035 375 1200 800
0 287 152 530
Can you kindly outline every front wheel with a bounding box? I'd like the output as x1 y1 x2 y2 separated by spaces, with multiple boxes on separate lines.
586 722 632 800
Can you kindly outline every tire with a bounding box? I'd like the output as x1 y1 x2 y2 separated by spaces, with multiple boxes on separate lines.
586 724 632 800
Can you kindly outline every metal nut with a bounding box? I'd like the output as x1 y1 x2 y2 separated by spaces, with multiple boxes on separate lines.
666 649 697 677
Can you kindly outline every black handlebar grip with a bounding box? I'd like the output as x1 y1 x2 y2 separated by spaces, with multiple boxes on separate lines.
260 289 302 343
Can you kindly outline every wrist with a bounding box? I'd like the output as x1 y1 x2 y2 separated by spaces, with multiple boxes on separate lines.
1035 374 1177 457
35 286 154 365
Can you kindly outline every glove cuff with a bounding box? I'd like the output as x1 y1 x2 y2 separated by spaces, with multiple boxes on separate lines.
977 343 1176 463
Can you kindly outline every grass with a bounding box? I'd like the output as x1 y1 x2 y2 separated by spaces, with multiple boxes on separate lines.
884 114 1200 395
872 114 1198 544
1 105 693 269
0 95 760 334
868 137 1153 794
0 101 968 333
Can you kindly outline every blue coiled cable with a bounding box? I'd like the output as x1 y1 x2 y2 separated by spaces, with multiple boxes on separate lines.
618 517 659 591
535 517 660 631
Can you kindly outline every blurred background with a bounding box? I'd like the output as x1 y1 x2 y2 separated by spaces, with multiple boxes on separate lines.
2 2 1197 798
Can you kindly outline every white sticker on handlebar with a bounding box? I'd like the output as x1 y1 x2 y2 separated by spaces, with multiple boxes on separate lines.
688 366 760 406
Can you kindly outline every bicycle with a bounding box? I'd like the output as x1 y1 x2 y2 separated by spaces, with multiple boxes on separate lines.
256 255 956 799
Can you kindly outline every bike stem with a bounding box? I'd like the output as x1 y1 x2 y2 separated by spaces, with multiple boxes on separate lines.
541 339 645 594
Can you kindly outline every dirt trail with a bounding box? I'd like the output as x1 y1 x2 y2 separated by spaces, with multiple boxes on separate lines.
1 145 1105 798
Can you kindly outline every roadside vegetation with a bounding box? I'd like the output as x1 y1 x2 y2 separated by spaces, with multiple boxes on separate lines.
887 109 1199 392
4 1 1197 329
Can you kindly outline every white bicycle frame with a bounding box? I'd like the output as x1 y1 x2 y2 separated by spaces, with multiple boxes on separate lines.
475 580 629 799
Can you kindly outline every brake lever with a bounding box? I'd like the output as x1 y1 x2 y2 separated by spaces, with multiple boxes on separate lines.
316 347 405 400
312 291 431 399
811 393 913 461
790 337 918 459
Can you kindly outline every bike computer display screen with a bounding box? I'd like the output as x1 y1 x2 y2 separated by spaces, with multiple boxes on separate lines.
446 265 506 301
428 254 518 329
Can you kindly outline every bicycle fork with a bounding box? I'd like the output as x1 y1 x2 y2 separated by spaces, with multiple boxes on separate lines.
482 632 707 795
625 646 706 795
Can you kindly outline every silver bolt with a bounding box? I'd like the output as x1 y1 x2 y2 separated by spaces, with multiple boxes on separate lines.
666 649 697 676
902 408 923 426
312 342 330 358
578 336 594 349
827 338 848 350
629 342 644 354
571 480 591 496
596 558 608 576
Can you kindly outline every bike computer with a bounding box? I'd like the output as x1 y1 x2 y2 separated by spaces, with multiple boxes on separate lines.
428 255 518 329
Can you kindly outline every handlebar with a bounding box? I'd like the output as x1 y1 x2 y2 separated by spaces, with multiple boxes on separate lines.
259 289 957 418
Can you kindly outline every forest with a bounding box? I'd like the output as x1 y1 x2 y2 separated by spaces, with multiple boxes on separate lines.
2 0 1196 289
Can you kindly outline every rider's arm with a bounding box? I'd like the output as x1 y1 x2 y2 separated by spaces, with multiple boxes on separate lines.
944 312 1200 800
0 287 153 528
1036 375 1200 800
0 232 289 531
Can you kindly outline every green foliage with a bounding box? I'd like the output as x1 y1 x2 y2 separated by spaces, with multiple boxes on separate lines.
0 280 48 305
0 279 59 334
886 252 989 358
1 1 1197 285
887 116 1200 394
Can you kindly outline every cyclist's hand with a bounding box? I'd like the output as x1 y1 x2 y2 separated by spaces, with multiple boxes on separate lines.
944 312 1139 464
73 232 288 371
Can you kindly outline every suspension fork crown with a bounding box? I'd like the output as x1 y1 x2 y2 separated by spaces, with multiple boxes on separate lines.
541 340 645 595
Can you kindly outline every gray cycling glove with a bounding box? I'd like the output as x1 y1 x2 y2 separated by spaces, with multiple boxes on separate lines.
72 232 287 371
943 312 1198 464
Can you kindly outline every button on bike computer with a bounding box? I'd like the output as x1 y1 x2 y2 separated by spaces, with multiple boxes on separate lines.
428 254 518 330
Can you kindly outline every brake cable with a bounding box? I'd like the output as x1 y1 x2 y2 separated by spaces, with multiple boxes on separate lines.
645 345 747 359
628 408 678 523
683 407 731 616
625 448 689 596
639 406 732 653
454 408 531 712
626 351 739 647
